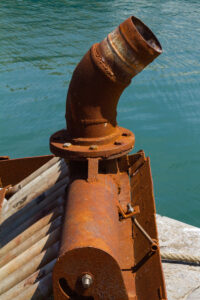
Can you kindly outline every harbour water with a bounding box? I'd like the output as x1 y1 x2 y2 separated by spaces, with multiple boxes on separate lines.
1 0 200 226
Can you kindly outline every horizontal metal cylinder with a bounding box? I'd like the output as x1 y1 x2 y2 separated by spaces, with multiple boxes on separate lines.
60 176 120 256
53 175 128 299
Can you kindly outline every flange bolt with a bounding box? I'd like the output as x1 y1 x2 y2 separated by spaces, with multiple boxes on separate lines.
89 145 98 150
81 274 93 289
63 142 72 148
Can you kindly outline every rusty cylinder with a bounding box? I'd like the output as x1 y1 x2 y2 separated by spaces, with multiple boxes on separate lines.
53 175 129 299
66 16 162 142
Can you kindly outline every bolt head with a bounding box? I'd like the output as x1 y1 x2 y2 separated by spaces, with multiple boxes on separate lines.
89 145 98 150
127 203 134 213
81 274 93 289
63 142 71 148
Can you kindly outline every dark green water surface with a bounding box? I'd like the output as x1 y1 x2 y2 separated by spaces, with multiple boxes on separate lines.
1 1 200 226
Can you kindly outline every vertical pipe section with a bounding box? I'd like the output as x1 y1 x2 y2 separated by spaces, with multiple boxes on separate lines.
66 16 162 141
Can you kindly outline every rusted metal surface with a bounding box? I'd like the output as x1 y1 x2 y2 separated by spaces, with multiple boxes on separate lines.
65 16 161 141
50 16 162 160
7 156 60 197
50 15 166 300
0 187 7 211
0 158 66 300
117 170 137 300
0 156 9 161
53 174 129 299
50 127 135 160
0 15 166 300
0 155 54 188
52 154 167 299
0 153 166 299
130 156 167 299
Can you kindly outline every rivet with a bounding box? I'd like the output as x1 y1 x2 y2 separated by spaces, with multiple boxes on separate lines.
63 143 71 148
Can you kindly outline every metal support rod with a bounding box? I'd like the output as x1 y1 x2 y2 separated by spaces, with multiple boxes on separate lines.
132 217 157 249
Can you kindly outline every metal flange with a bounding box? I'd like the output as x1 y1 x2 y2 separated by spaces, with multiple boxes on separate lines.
50 127 135 160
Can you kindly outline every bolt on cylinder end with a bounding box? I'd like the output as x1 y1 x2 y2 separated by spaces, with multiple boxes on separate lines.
81 274 93 289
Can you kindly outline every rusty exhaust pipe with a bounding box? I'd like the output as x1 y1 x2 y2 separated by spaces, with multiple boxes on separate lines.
50 16 166 300
66 16 162 140
50 16 162 159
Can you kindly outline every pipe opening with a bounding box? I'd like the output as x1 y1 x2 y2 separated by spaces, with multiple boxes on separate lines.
151 244 158 252
131 16 162 53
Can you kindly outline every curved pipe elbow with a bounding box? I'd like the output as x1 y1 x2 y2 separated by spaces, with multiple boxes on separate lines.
66 16 162 142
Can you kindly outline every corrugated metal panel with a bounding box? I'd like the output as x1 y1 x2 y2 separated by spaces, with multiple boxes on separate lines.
0 158 69 299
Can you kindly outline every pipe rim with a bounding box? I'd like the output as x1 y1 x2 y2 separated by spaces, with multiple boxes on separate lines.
131 16 162 54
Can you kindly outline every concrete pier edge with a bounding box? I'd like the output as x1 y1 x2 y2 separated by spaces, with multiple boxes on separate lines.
157 215 200 300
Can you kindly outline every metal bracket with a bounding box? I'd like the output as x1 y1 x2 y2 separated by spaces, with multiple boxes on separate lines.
87 158 99 182
117 203 140 220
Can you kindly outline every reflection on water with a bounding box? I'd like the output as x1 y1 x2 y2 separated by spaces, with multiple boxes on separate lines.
1 0 200 226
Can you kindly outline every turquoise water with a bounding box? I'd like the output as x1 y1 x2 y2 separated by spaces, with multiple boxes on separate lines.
1 1 200 226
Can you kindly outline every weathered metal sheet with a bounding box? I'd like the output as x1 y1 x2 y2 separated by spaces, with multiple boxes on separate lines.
130 155 167 300
0 155 54 187
0 158 68 300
